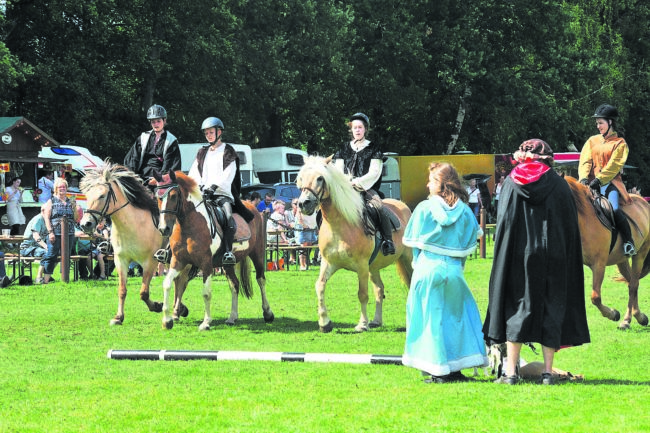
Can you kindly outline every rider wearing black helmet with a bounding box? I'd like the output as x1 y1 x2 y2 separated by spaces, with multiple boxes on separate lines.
578 104 636 256
124 104 181 186
333 112 395 256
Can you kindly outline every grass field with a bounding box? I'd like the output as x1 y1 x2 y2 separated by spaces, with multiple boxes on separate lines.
1 250 649 433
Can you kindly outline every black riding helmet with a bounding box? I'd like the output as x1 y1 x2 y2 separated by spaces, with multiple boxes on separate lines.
592 104 618 120
350 112 370 128
592 104 618 137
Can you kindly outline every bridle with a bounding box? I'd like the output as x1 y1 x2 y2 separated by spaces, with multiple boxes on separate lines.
300 176 326 204
83 183 130 229
155 182 183 219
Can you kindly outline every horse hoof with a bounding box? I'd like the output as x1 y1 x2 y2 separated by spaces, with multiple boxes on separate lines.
152 302 163 313
178 303 189 318
199 323 210 331
263 311 275 323
109 319 123 326
319 321 333 333
611 310 621 322
163 320 174 330
369 321 382 329
617 321 630 331
225 320 236 326
637 313 649 326
354 324 369 332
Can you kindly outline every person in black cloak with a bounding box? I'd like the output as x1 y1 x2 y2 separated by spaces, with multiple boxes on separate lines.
482 138 590 385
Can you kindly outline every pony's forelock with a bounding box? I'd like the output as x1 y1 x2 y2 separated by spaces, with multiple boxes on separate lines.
174 172 202 202
299 155 363 225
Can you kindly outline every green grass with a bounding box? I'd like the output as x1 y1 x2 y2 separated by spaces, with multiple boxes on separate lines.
1 251 650 433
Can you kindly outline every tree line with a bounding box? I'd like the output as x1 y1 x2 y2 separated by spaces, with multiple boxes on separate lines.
1 0 649 189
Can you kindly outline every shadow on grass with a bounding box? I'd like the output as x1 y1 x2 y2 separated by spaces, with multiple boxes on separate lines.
173 315 406 334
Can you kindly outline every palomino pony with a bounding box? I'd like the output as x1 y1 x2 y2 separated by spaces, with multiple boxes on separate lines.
151 170 274 330
79 162 167 326
566 176 650 330
296 155 413 332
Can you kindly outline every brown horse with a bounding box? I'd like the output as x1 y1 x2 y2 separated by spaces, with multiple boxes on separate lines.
566 176 650 329
296 155 413 332
151 170 274 330
79 162 166 326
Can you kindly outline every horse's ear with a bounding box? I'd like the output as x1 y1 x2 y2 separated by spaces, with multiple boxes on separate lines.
324 154 334 164
152 170 163 182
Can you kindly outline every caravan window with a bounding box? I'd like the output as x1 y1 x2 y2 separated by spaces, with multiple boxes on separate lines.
236 151 247 164
286 154 304 166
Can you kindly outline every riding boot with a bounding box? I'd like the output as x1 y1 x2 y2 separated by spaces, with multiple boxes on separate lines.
221 202 237 265
379 207 396 256
614 209 637 256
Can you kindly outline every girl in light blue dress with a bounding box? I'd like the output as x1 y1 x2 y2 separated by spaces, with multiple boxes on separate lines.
402 162 488 383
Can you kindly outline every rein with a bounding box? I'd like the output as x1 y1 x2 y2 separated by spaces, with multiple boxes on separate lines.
84 183 130 228
301 181 325 205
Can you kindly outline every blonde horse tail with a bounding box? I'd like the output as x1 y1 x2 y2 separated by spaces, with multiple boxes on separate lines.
395 251 413 290
238 257 254 299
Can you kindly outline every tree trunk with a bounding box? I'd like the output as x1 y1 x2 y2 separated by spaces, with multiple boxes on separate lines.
446 86 472 155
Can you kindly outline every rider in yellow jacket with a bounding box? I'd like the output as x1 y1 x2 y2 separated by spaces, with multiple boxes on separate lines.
578 104 636 256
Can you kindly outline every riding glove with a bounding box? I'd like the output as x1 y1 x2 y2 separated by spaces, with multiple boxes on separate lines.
579 178 589 186
589 178 601 191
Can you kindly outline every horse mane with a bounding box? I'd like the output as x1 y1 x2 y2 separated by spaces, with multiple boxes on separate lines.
299 155 364 226
173 171 202 203
80 160 159 216
565 176 590 215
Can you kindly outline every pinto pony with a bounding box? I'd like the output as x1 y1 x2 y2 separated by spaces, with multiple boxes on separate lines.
566 176 650 329
79 162 167 326
296 155 413 332
151 171 274 330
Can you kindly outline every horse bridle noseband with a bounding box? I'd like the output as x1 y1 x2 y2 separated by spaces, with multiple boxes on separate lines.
300 177 326 204
84 183 130 228
155 182 183 219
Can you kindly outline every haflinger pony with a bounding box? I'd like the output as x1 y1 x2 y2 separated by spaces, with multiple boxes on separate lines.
296 155 413 332
151 170 274 330
566 176 650 330
79 161 167 326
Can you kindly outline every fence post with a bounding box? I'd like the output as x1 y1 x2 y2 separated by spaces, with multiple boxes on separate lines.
479 208 486 259
61 218 70 282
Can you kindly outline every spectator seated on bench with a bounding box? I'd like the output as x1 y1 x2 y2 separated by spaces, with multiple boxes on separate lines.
20 213 49 283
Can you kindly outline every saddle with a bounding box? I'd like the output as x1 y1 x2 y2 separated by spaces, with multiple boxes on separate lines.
203 201 252 243
590 188 616 232
203 201 252 266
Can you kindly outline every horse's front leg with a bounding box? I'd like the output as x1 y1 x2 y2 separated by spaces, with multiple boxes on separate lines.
161 268 178 329
316 260 336 332
139 260 163 314
172 270 190 321
368 271 385 329
355 268 371 332
110 260 128 326
589 264 621 322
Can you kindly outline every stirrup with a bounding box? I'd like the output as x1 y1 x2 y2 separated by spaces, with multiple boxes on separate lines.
222 251 236 265
623 242 637 257
97 241 111 254
154 248 171 264
381 240 396 256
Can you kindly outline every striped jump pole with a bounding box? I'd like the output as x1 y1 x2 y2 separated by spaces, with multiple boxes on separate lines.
107 349 402 365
